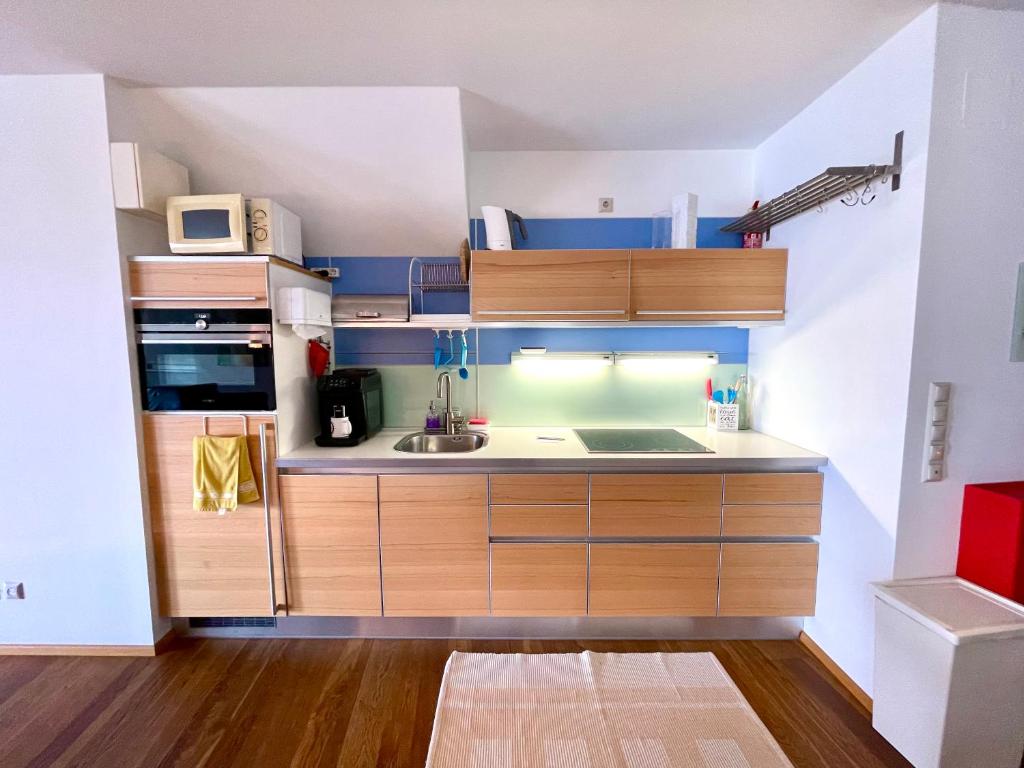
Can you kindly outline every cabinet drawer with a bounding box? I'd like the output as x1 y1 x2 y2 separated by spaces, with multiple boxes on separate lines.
278 475 381 617
718 542 819 617
471 249 629 321
590 474 722 537
490 505 588 538
629 248 787 321
491 544 587 616
129 261 269 308
589 544 719 617
489 474 588 505
722 504 821 536
723 473 823 505
379 475 488 616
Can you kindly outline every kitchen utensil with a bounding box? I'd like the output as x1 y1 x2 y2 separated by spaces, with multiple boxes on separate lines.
433 332 442 369
458 331 469 379
706 378 714 401
713 390 725 404
727 388 736 404
308 339 330 377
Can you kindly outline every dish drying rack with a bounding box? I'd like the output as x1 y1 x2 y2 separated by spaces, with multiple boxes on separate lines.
407 257 470 325
721 131 903 239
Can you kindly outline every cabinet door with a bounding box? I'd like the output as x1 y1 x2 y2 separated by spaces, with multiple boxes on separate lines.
491 544 587 616
722 473 823 536
471 249 629 321
129 261 269 308
590 474 723 537
278 475 381 616
144 413 280 617
379 475 489 616
629 249 787 321
719 543 819 616
589 544 719 616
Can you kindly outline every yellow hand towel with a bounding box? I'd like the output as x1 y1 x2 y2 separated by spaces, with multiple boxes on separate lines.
193 435 261 514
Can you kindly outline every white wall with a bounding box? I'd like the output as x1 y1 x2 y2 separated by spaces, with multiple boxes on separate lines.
894 4 1024 578
108 86 470 257
468 150 753 218
748 7 938 694
0 74 157 646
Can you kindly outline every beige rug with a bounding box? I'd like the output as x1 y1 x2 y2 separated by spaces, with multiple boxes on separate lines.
425 651 794 768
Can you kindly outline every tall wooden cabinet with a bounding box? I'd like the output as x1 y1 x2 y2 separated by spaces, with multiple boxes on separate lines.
143 413 282 617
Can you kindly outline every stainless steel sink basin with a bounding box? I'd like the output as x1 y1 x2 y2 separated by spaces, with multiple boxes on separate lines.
394 432 488 453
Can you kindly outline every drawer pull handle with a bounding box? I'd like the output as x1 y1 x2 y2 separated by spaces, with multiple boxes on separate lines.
130 295 260 302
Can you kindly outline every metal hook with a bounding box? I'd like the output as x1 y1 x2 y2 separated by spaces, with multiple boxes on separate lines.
841 179 859 207
861 178 876 205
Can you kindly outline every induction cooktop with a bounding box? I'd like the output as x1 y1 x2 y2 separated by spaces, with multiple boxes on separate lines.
573 428 713 454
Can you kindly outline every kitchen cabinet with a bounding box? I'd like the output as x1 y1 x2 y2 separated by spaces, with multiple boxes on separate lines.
129 261 269 308
590 474 723 537
722 472 823 536
718 542 819 616
471 249 629 321
144 413 282 617
490 543 587 616
379 475 489 616
589 544 720 616
629 248 788 321
489 473 589 537
278 475 381 616
110 142 190 220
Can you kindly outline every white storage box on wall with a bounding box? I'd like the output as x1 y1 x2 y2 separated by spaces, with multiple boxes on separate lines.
110 142 190 219
275 287 331 340
872 577 1024 768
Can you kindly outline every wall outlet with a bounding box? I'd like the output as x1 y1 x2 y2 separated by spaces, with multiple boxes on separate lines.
313 267 340 279
1 581 24 600
598 197 614 213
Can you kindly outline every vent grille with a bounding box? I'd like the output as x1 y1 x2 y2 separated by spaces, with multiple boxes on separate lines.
188 617 277 629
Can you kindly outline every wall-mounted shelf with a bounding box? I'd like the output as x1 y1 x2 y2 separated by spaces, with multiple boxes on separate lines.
721 131 903 237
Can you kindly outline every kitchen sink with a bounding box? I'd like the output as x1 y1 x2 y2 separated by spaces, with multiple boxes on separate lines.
393 432 488 453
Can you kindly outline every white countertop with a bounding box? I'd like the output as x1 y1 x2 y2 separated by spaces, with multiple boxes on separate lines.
277 426 827 473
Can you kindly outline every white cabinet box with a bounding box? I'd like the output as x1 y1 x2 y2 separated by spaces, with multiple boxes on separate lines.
110 142 190 220
873 577 1024 768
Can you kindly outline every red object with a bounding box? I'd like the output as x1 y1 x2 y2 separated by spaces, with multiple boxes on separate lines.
705 378 714 401
956 482 1024 604
307 340 330 377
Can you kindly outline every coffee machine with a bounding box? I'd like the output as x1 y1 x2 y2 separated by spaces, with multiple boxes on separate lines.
315 368 383 447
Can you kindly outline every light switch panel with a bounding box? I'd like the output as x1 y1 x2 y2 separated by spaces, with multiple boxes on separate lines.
1012 263 1024 362
922 381 952 483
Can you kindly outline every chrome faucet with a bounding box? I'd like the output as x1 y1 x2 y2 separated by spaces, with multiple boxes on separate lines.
436 371 454 435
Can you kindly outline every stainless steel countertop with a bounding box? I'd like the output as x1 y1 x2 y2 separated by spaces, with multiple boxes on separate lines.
277 426 827 474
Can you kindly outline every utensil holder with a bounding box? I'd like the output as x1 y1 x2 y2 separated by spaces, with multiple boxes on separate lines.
707 401 739 431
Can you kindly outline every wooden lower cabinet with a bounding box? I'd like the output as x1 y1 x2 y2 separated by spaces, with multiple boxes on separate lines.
718 542 819 617
278 475 381 616
491 544 587 616
144 413 282 617
589 544 720 617
379 475 489 616
590 474 723 537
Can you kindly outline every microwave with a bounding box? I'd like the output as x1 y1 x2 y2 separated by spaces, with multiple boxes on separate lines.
165 194 303 264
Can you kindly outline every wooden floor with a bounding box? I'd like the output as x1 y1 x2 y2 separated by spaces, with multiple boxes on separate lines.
0 637 909 768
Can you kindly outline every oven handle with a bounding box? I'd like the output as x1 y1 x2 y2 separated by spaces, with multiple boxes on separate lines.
136 332 272 346
130 296 261 302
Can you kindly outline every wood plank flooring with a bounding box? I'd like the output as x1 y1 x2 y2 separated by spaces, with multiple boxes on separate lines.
0 638 910 768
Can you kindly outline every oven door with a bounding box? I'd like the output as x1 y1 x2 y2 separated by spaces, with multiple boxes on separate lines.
137 332 275 411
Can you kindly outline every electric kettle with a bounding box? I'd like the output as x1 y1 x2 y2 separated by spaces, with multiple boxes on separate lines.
480 206 528 250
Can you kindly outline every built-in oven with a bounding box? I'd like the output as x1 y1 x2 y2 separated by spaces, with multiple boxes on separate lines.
135 308 276 411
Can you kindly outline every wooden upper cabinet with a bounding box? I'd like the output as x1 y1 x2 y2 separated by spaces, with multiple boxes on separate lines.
143 413 280 617
629 249 787 321
129 261 269 308
378 475 489 617
471 249 629 321
278 475 382 617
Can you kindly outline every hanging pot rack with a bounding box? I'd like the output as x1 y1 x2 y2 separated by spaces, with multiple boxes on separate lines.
721 131 903 239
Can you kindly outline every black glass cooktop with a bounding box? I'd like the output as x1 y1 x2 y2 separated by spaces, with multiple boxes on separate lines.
573 428 713 454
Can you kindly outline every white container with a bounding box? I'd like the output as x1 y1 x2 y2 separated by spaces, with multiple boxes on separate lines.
110 142 190 220
872 577 1024 768
707 401 739 431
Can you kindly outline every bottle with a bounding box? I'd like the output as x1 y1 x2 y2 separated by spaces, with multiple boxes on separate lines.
425 400 441 431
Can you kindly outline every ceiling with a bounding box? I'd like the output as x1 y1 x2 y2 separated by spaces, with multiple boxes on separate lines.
1 1 937 150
